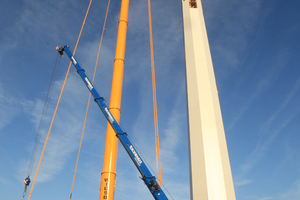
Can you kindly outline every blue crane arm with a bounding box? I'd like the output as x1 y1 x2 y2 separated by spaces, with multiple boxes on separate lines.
56 45 168 200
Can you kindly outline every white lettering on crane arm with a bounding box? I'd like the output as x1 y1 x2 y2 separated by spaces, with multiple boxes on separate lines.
84 77 93 91
129 145 143 166
71 56 77 65
104 107 114 123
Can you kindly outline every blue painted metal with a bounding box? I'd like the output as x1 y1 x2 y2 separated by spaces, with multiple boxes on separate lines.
56 45 168 200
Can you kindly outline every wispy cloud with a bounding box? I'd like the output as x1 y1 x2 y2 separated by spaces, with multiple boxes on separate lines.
260 78 300 133
204 0 264 72
227 47 291 132
258 197 274 200
236 77 300 184
160 85 187 172
0 84 20 131
277 179 300 200
14 74 107 183
0 176 6 184
234 178 252 187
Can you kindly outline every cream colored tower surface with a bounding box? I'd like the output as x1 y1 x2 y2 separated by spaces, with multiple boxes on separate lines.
182 0 236 199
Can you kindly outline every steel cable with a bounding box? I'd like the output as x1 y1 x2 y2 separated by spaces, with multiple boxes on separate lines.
27 0 93 199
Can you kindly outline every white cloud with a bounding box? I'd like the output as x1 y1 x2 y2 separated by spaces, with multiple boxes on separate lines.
14 72 107 184
160 104 186 174
239 78 300 176
227 47 291 132
204 0 263 70
234 178 252 187
259 197 274 200
0 85 19 130
260 78 300 133
277 180 300 200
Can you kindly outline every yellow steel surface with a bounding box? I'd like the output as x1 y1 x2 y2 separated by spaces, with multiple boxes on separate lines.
99 0 129 199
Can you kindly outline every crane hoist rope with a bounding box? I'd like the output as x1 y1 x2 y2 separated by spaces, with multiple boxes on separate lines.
22 53 60 200
69 0 111 199
27 1 93 199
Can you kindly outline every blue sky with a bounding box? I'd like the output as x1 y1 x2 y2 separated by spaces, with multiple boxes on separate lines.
0 0 300 200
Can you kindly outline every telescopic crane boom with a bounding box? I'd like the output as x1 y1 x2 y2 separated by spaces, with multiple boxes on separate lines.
56 45 168 200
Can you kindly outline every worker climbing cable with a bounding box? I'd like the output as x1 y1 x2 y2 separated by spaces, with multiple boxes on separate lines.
22 176 31 200
24 176 31 186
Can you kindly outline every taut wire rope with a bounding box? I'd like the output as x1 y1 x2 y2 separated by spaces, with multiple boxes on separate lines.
27 0 93 199
22 54 60 200
147 0 162 186
69 0 111 199
27 53 60 177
